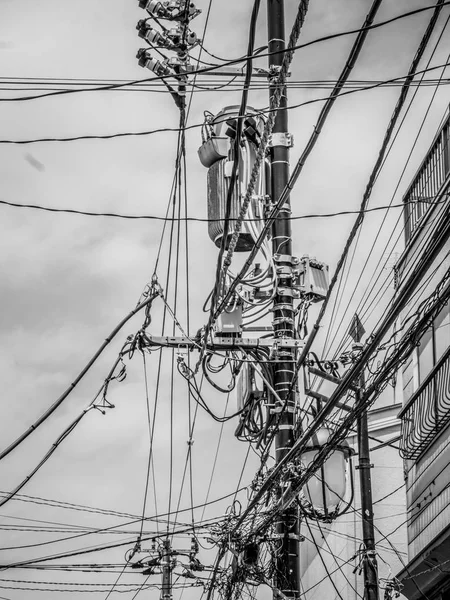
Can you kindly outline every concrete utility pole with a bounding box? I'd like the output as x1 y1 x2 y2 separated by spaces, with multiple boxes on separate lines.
267 1 301 598
161 538 173 600
352 315 379 600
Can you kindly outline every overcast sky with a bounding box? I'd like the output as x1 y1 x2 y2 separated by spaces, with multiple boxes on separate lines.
0 0 449 598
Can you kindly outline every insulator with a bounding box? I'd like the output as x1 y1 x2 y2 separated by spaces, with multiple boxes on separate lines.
139 0 201 21
166 26 198 48
136 21 167 46
139 0 166 18
136 49 171 77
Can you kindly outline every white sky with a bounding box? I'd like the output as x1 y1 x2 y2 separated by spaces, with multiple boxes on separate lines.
0 0 449 598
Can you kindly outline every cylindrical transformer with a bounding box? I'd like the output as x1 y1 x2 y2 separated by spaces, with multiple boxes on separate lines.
200 105 267 252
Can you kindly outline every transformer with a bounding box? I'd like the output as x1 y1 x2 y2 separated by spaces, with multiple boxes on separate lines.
198 105 269 252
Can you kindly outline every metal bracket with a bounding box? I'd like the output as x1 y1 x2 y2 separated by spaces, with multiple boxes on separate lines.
275 265 294 277
273 253 300 265
270 533 304 541
269 132 294 148
273 254 299 265
269 405 296 414
271 303 295 312
268 65 292 80
277 287 301 298
273 316 295 326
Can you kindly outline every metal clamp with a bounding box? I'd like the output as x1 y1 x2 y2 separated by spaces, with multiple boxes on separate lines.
277 287 301 298
275 265 294 276
269 132 294 148
270 533 304 541
273 316 295 326
271 303 295 312
273 254 299 265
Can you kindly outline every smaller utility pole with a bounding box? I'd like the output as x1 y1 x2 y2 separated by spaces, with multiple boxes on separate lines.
351 314 379 600
161 538 173 600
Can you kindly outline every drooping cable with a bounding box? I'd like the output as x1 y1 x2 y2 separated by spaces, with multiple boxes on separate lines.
303 519 348 600
211 0 384 321
0 2 448 104
322 13 450 362
0 292 158 464
0 64 448 146
203 0 262 355
291 0 447 379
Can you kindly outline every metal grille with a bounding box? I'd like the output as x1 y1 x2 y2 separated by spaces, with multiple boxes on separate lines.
403 114 450 242
399 345 450 460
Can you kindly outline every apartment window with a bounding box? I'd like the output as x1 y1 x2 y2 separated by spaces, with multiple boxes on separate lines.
403 302 450 400
435 300 450 359
418 302 450 378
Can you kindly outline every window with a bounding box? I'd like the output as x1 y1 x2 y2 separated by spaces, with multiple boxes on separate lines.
403 302 450 400
418 327 434 381
435 301 450 361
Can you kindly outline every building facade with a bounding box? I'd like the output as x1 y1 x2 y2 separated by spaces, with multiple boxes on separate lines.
396 111 450 600
299 395 407 600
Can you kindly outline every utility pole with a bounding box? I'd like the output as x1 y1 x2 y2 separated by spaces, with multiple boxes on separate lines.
352 314 379 600
161 538 173 600
267 1 300 599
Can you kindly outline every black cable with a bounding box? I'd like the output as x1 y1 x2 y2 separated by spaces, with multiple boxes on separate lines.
0 197 429 220
303 519 347 600
167 108 188 536
206 0 261 340
0 77 449 98
233 262 450 542
0 490 138 520
290 0 447 386
210 0 386 320
0 292 157 464
322 14 450 362
0 2 448 104
0 516 224 570
138 351 158 542
0 61 448 146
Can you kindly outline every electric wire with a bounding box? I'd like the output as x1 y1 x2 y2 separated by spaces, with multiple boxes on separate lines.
290 0 447 387
138 351 159 542
303 519 347 600
204 0 262 358
0 197 424 221
0 2 448 104
201 0 311 364
0 61 448 149
322 15 450 363
211 0 387 321
230 261 450 544
0 293 158 464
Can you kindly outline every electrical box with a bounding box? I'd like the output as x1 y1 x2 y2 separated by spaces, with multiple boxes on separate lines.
214 302 243 336
198 137 229 168
297 255 329 302
236 362 264 412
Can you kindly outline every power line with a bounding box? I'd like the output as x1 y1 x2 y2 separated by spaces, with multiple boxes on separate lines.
1 62 449 146
0 294 157 465
321 14 450 363
0 62 450 145
292 0 447 381
0 197 429 220
0 2 448 104
0 77 448 95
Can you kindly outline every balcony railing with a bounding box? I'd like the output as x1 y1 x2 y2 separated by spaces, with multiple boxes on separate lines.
403 114 450 243
399 345 450 460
